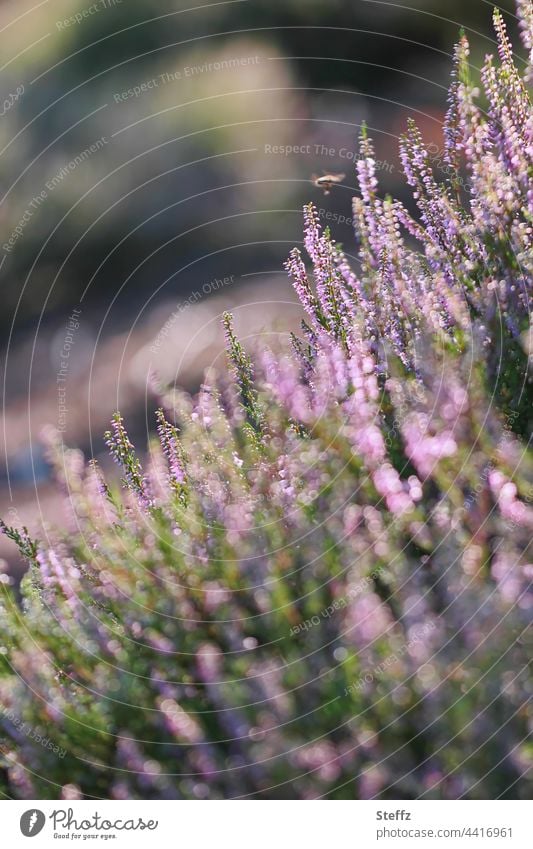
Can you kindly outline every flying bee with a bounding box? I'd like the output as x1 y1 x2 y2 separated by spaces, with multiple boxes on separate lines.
311 172 346 195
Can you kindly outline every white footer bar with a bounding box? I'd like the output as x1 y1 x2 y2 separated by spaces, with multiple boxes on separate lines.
4 800 531 848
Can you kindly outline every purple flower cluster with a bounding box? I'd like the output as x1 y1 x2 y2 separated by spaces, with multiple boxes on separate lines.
0 4 531 800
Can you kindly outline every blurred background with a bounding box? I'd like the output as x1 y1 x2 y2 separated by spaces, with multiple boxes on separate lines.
0 0 520 568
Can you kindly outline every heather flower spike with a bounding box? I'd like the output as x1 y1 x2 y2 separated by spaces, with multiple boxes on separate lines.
156 409 188 503
0 520 37 561
104 413 152 508
222 311 265 435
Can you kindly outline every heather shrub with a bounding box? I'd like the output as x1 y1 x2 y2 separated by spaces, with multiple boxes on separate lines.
0 4 532 800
